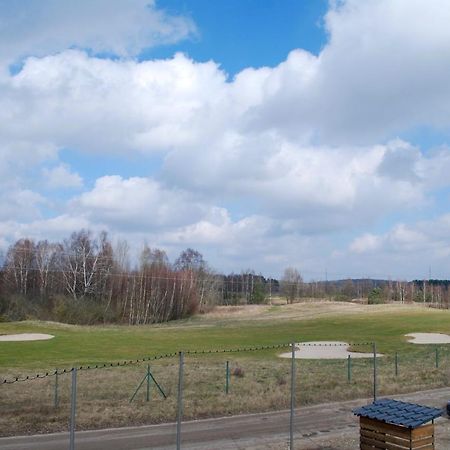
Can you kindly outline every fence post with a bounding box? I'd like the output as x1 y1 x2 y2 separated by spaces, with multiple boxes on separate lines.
225 361 230 394
373 342 377 402
347 355 352 383
146 364 151 402
69 368 77 450
435 348 439 369
290 342 296 450
395 352 398 377
54 369 59 408
176 352 184 450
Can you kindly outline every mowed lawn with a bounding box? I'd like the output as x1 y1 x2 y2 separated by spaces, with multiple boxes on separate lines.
1 303 450 371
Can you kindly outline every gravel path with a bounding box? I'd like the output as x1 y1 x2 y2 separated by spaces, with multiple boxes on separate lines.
2 387 449 449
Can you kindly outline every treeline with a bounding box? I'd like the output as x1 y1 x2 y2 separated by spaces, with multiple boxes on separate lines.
220 270 450 307
0 231 219 324
315 278 450 307
1 230 450 324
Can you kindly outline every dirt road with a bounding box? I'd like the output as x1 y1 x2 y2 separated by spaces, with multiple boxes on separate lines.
1 387 450 449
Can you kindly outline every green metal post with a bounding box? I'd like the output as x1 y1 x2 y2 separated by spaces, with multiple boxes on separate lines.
290 342 296 450
373 342 377 402
225 361 230 394
54 369 59 408
176 351 184 450
146 364 151 402
130 372 147 403
395 352 398 377
347 355 351 383
69 368 77 450
148 372 167 399
130 367 166 403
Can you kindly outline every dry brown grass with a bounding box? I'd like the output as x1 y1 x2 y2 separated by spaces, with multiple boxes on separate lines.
201 301 431 324
2 347 450 437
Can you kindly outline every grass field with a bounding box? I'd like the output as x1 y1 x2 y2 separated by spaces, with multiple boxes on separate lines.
1 302 450 370
2 301 450 437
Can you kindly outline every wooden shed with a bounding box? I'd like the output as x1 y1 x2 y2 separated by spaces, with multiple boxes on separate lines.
353 398 443 450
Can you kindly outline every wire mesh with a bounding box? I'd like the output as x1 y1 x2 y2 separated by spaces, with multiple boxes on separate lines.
2 342 450 447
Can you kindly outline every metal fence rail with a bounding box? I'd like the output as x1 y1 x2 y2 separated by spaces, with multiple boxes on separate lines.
3 342 450 449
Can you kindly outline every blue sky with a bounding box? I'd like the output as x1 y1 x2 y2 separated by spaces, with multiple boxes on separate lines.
1 0 450 280
145 0 329 75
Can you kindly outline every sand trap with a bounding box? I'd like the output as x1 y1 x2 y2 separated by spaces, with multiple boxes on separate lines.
0 333 54 342
279 341 377 359
406 333 450 344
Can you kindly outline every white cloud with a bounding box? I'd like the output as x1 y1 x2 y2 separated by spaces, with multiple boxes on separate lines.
3 37 448 234
0 0 196 65
349 220 444 257
73 175 212 231
7 51 227 154
0 214 93 248
1 0 450 277
0 189 46 221
350 233 382 254
42 164 83 189
243 0 450 144
344 215 450 278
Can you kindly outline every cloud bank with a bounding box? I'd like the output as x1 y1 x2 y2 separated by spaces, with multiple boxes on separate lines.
1 0 450 278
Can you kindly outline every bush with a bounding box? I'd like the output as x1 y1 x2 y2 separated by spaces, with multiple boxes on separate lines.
334 293 351 302
52 296 119 325
368 288 384 304
276 374 287 386
232 366 245 378
2 295 31 321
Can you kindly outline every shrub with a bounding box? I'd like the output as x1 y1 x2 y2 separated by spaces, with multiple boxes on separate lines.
334 293 351 302
232 367 245 378
368 288 383 304
51 296 119 325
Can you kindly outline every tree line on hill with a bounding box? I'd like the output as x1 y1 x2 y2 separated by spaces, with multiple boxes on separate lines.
0 231 214 324
1 230 449 324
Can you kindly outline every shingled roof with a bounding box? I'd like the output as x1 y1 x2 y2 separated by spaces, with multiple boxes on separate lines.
353 398 443 429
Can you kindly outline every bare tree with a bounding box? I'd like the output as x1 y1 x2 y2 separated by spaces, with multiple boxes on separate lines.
60 230 101 300
281 267 303 304
4 239 35 296
35 240 59 297
174 248 206 271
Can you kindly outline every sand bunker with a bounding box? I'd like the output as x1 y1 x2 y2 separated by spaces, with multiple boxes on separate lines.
0 333 54 342
406 333 450 344
279 341 377 360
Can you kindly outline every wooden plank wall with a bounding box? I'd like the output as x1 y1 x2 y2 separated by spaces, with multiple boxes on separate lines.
360 417 434 450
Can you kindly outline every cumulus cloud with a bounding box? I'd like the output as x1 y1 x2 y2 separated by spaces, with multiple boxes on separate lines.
350 221 438 256
73 175 212 231
350 233 382 254
241 0 450 144
345 216 450 278
42 164 83 189
3 35 449 234
7 51 227 154
0 189 46 221
0 0 196 65
1 0 450 277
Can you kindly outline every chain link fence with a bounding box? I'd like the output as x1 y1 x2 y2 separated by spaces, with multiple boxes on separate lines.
2 343 450 449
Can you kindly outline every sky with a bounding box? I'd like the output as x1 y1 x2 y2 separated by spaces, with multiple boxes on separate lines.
1 0 450 280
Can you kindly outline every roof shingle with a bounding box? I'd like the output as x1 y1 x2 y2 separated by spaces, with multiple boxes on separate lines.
353 398 443 429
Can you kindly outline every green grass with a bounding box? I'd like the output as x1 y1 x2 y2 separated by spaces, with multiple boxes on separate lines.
3 304 450 436
2 306 450 371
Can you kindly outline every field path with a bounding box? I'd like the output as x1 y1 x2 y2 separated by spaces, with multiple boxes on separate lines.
1 387 450 449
